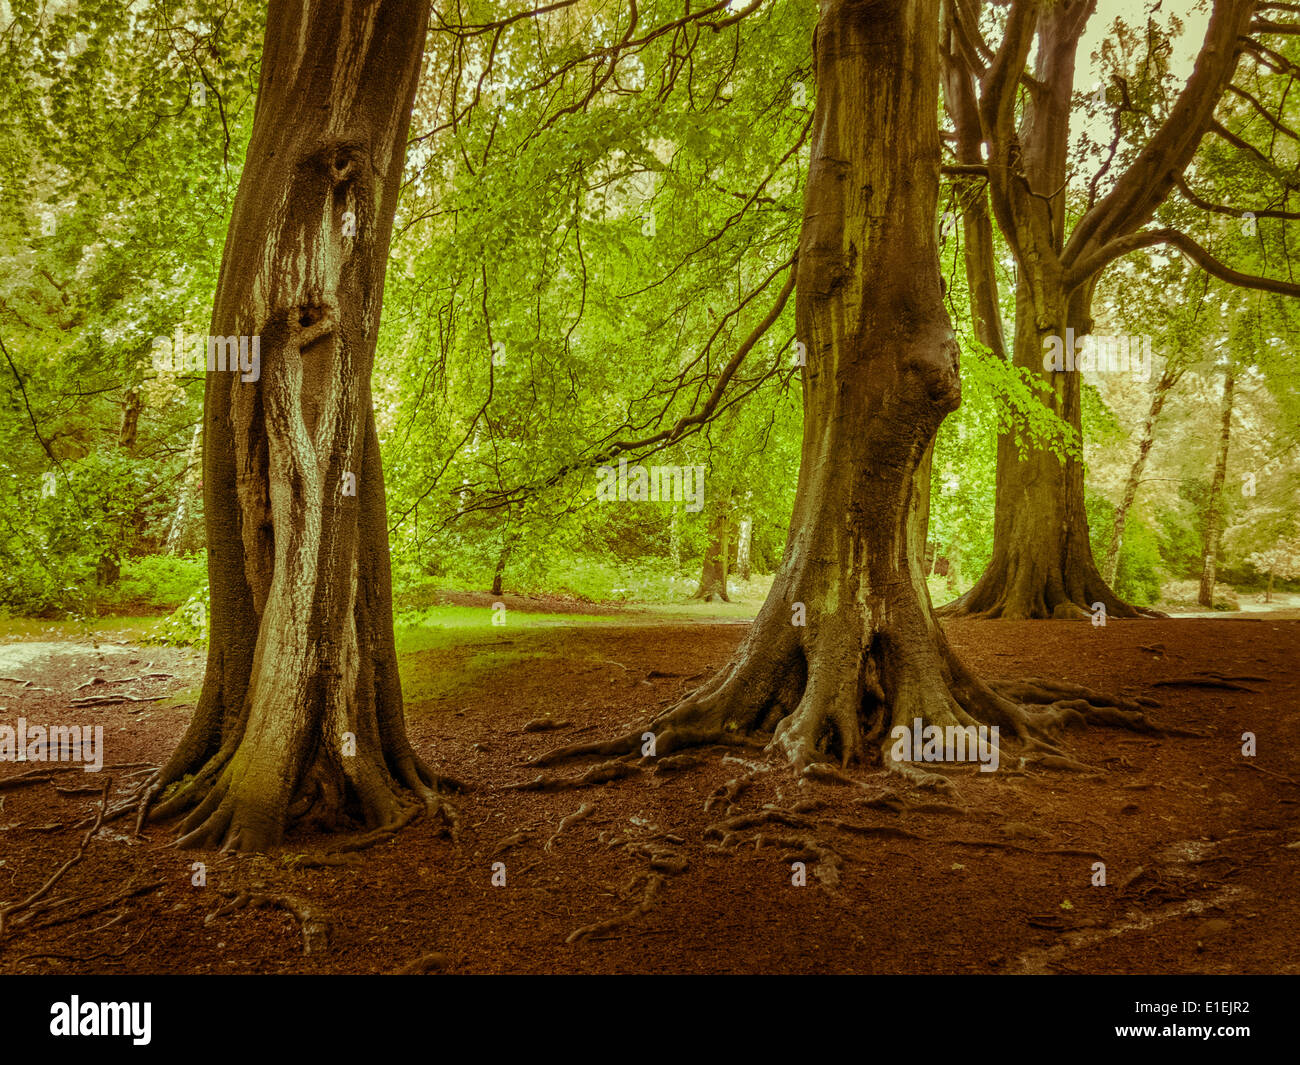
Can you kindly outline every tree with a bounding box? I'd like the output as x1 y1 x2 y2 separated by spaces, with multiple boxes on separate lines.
692 496 733 602
1248 532 1300 601
1199 360 1237 606
136 0 454 851
938 0 1260 619
538 0 1150 774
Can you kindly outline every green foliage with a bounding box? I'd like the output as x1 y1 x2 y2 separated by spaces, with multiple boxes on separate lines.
110 552 206 610
143 583 209 647
1114 519 1163 607
4 0 1300 625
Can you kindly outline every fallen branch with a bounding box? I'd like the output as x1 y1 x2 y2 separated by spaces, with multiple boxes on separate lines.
69 694 164 707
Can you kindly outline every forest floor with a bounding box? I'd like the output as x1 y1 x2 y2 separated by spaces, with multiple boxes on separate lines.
0 598 1297 974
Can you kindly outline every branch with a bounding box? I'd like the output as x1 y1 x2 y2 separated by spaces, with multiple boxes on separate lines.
1066 227 1300 297
1227 82 1300 140
1063 0 1257 268
1250 17 1300 34
1174 173 1300 219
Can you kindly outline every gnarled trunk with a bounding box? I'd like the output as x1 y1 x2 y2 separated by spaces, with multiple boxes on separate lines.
147 0 450 851
537 0 1154 777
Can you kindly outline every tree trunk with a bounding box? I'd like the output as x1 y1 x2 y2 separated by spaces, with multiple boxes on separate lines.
938 0 1251 619
491 519 516 597
165 422 203 554
536 0 1151 775
1266 569 1274 604
692 503 732 602
735 516 753 581
940 4 1007 365
118 387 142 451
1105 368 1179 584
146 0 450 851
1199 364 1235 608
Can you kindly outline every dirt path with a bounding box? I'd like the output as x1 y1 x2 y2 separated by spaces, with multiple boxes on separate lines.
0 618 1296 974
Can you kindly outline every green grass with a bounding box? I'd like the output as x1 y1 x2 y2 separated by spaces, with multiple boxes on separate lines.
0 615 161 642
394 604 629 655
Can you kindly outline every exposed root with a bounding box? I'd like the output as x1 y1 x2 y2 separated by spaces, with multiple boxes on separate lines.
15 928 149 966
946 838 1104 860
521 717 571 733
704 807 817 845
747 831 843 889
492 831 532 857
510 759 641 791
533 574 1186 793
883 760 957 793
565 873 664 944
704 762 768 813
0 769 62 791
626 836 689 875
800 762 864 788
545 802 595 852
25 881 163 934
285 853 361 869
206 887 330 955
0 777 111 943
1239 762 1300 787
1023 753 1095 773
389 952 449 974
652 751 709 773
1151 675 1262 692
323 805 422 855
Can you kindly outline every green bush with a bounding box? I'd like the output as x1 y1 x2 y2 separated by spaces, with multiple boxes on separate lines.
143 584 209 646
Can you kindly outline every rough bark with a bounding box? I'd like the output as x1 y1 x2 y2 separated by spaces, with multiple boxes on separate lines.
141 0 451 852
1105 368 1180 584
538 0 1153 775
939 0 1253 619
1199 364 1235 607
